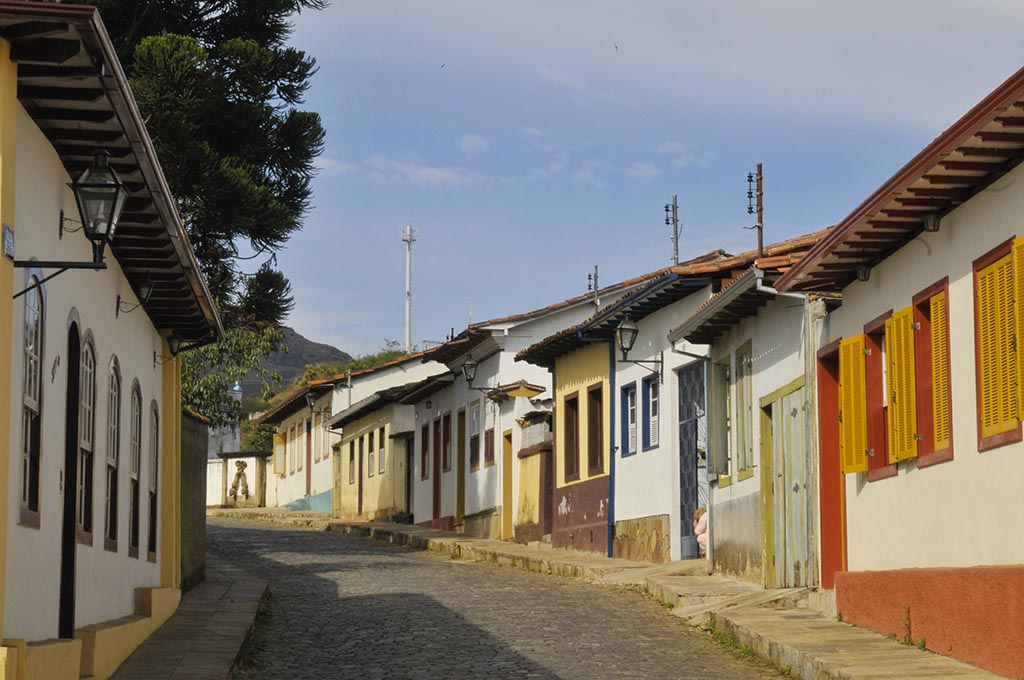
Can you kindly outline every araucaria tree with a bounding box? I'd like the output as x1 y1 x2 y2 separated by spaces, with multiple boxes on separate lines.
96 0 327 425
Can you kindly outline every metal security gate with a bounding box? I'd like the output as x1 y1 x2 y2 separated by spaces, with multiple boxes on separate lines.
677 362 706 559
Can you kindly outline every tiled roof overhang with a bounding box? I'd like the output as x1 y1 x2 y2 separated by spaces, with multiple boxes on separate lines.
667 269 769 345
397 374 454 405
777 65 1024 292
252 382 332 426
425 331 489 367
0 2 221 344
328 376 450 428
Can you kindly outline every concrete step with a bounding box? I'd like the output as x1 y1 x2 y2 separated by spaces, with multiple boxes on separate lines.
526 540 554 550
712 606 1005 680
674 587 810 626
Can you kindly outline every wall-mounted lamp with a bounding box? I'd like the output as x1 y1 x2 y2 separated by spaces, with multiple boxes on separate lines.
922 214 941 233
116 274 155 316
615 317 662 381
153 331 182 366
855 264 871 282
425 399 433 410
461 355 489 392
14 151 128 299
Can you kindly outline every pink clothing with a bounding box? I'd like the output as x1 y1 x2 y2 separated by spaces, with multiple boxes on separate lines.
694 512 708 550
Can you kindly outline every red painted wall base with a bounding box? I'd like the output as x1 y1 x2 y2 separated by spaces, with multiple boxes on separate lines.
836 565 1024 679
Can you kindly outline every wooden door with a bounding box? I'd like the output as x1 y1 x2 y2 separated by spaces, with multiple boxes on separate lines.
305 419 312 496
502 430 513 539
456 410 466 522
677 362 704 558
357 439 364 516
59 322 81 639
432 419 441 519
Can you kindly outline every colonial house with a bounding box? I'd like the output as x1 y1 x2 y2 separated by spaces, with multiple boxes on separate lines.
418 273 666 539
327 375 452 521
0 5 223 679
255 351 446 511
253 381 335 512
667 240 834 586
775 65 1024 678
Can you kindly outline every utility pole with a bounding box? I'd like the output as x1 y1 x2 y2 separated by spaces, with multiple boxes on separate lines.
401 225 417 352
587 265 600 310
664 194 680 265
747 163 764 257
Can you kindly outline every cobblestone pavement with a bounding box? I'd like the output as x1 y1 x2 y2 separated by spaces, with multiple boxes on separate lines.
211 518 785 680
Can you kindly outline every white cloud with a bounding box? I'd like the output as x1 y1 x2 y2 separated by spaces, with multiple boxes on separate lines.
625 162 659 181
572 163 605 188
365 154 481 188
521 126 545 137
457 133 490 157
314 157 358 177
527 161 563 182
536 66 639 109
654 142 717 169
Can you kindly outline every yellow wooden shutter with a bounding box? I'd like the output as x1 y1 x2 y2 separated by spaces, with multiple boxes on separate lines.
1015 236 1024 421
930 291 951 451
885 306 918 461
978 254 1017 439
839 335 868 473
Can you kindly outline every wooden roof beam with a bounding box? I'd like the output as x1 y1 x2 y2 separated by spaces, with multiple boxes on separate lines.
0 21 69 41
18 85 103 102
9 38 80 64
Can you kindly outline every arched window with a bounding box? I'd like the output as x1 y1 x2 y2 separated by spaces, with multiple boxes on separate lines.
105 358 121 550
76 339 96 541
20 277 43 524
129 383 142 558
147 405 159 559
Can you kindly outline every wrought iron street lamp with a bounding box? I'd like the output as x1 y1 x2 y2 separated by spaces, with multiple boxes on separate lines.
614 317 662 381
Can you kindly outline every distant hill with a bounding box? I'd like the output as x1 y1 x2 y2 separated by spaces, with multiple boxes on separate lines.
241 326 352 399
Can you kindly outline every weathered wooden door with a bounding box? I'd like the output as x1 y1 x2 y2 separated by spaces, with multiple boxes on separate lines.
456 410 466 522
432 419 442 519
502 430 513 539
763 384 810 587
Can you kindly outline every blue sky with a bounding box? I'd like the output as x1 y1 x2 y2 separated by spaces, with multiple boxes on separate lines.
279 1 1024 356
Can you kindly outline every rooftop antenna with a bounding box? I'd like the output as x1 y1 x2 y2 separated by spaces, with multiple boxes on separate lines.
401 224 417 352
746 163 764 258
587 265 600 309
664 194 680 265
468 300 473 325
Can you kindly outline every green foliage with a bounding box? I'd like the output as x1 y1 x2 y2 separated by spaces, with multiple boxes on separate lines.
345 339 413 373
289 361 347 388
181 326 284 427
900 603 913 646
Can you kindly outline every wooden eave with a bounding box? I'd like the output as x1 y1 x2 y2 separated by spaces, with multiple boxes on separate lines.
0 2 221 344
777 64 1024 293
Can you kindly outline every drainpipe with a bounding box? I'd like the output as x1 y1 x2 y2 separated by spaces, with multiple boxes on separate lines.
607 340 616 558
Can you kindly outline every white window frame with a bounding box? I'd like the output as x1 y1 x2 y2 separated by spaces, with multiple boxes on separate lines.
626 386 637 455
77 341 96 536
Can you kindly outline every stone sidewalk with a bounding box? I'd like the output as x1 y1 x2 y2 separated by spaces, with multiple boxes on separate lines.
111 554 267 680
207 506 1008 680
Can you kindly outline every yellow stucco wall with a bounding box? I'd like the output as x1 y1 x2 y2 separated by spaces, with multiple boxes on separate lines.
554 342 610 487
160 350 181 588
516 454 540 526
0 40 16 647
338 407 404 518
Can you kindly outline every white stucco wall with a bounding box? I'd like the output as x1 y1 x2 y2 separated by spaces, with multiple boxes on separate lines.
272 390 337 508
613 288 713 561
207 459 225 506
825 161 1024 572
5 105 165 640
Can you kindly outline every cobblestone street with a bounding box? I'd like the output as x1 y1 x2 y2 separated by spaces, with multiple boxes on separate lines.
211 518 784 680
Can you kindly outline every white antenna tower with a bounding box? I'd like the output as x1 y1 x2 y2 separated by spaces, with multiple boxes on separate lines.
401 225 417 352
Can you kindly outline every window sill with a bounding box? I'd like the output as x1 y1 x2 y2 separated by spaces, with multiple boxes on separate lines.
129 545 139 559
621 449 638 458
866 464 898 482
470 464 480 473
76 528 93 547
147 551 156 564
18 506 40 529
484 460 495 468
716 474 732 488
104 537 117 553
588 467 605 477
564 473 580 484
642 444 659 453
737 467 755 482
916 447 954 469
